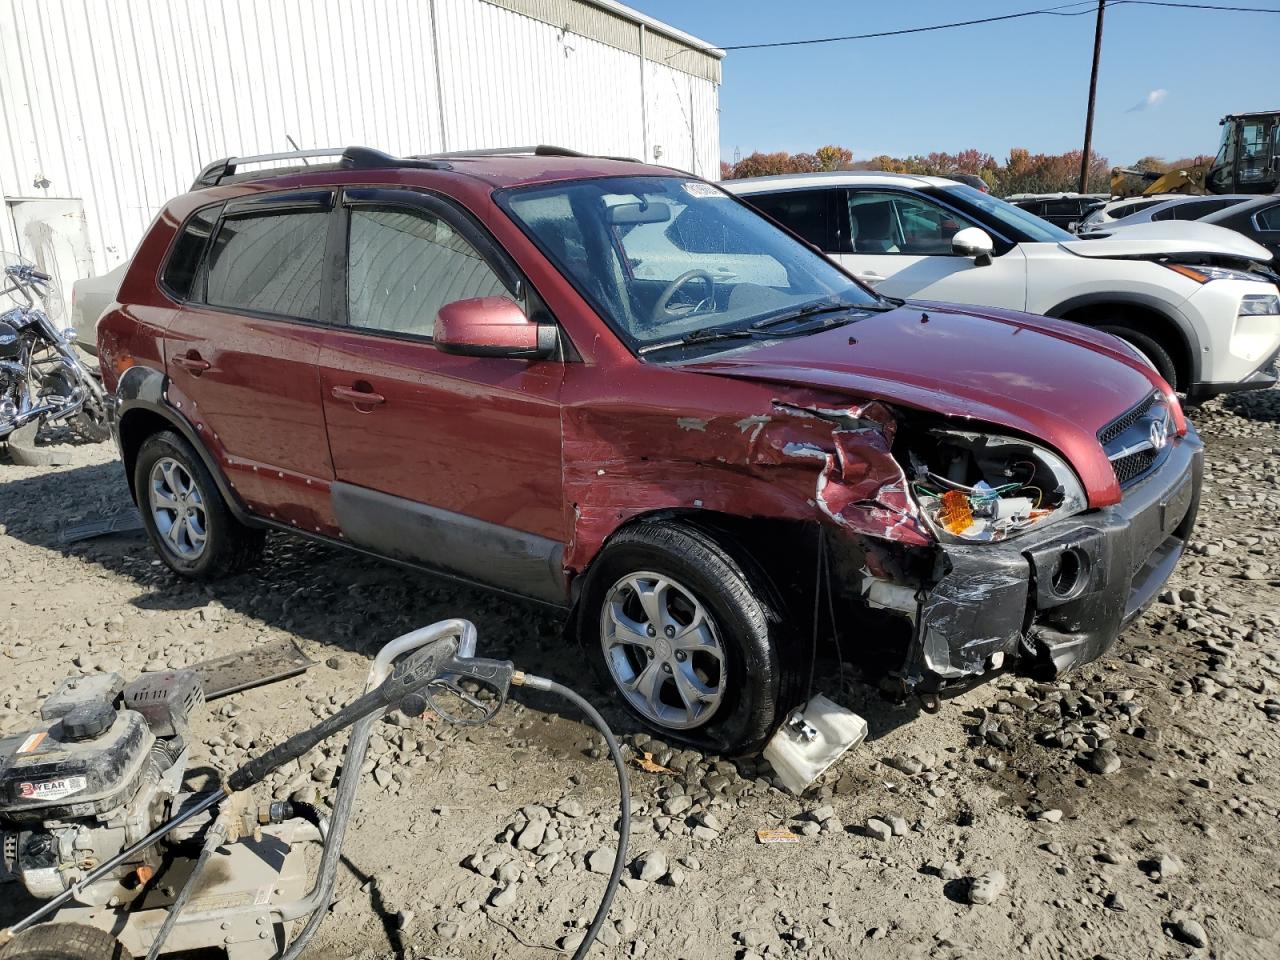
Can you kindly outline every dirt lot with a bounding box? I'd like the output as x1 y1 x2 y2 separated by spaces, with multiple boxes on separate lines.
2 389 1278 960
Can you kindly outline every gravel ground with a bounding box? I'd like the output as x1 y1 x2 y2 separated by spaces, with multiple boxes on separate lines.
1 389 1278 960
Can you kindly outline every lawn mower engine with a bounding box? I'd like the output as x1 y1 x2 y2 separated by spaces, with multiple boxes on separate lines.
0 670 203 907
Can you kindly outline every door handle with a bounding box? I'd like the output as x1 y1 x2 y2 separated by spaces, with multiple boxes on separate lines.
172 353 211 374
331 384 386 406
852 271 885 284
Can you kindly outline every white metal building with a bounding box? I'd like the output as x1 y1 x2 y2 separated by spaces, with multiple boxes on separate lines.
0 0 722 297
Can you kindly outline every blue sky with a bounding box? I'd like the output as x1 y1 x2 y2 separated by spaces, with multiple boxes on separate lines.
631 0 1276 166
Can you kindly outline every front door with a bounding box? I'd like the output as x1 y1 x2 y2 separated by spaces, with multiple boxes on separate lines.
162 192 336 531
832 188 1028 311
317 189 567 602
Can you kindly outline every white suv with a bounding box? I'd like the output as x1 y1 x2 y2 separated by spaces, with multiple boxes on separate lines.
725 172 1280 399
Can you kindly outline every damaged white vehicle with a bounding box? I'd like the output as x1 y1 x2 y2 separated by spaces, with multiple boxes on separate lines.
727 173 1280 399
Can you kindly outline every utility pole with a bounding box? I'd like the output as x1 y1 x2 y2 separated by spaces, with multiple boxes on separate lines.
1078 0 1106 194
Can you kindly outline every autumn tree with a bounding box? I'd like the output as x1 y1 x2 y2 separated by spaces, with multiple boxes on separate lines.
815 145 853 171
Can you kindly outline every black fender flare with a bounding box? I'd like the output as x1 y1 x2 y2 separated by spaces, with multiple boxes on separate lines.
1042 291 1202 385
113 365 256 525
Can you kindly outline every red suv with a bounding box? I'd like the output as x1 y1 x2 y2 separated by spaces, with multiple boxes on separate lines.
99 146 1202 752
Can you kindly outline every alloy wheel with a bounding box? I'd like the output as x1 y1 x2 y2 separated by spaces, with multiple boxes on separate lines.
148 457 208 560
599 571 726 730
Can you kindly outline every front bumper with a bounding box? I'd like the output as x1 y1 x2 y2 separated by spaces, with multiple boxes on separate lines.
1189 345 1279 400
904 425 1203 689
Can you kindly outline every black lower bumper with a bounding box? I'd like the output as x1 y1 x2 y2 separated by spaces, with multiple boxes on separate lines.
905 426 1203 689
1188 347 1280 400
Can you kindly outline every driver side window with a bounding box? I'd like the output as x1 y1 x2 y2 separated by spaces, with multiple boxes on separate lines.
845 191 977 256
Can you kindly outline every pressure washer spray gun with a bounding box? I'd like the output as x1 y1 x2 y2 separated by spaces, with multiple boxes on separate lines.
0 620 629 960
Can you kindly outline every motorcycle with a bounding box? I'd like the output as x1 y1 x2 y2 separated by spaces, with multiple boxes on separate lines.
0 253 110 445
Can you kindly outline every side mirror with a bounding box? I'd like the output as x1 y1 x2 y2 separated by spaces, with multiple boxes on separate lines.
952 227 994 265
434 297 557 359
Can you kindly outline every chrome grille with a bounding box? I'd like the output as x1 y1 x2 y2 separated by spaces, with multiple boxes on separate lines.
1098 391 1170 488
1098 393 1158 446
1111 449 1158 485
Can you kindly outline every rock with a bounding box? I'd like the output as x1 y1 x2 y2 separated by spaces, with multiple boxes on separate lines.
1035 809 1064 824
885 755 924 776
662 795 692 816
635 849 668 883
865 818 893 842
1155 852 1183 877
515 820 545 851
939 862 963 881
489 884 520 909
886 814 909 836
1086 748 1122 775
967 871 1006 905
433 920 457 940
587 847 616 874
809 805 835 823
1168 916 1208 949
558 798 585 818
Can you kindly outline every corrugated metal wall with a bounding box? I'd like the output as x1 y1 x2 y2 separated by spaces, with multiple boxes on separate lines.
0 0 720 279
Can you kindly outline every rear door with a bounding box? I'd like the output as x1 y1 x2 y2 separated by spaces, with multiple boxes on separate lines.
831 188 1027 308
316 188 567 603
162 191 336 531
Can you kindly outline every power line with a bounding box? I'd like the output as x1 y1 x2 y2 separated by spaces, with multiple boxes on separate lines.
716 0 1280 52
718 2 1099 51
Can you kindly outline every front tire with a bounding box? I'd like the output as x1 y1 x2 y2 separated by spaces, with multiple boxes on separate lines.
1098 324 1179 391
577 521 792 754
134 430 264 579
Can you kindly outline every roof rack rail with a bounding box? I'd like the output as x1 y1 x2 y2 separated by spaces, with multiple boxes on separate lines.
191 146 451 189
415 144 640 163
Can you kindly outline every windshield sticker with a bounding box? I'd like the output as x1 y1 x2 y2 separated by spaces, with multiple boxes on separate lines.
682 182 725 199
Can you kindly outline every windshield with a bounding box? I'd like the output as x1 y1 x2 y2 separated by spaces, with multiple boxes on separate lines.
500 176 880 353
939 184 1074 243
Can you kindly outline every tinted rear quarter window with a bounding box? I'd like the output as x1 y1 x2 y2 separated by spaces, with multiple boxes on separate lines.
161 206 219 300
1254 204 1280 231
204 212 328 319
746 190 830 249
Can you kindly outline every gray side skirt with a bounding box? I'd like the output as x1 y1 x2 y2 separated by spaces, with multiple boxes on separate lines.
331 482 567 605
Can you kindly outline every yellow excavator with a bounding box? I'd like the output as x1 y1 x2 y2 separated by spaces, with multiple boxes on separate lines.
1110 110 1280 199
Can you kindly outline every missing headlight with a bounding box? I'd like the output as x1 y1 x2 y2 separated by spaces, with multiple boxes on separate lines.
902 429 1087 544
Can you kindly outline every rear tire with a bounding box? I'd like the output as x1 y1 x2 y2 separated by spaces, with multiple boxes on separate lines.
1098 324 1179 391
577 521 794 754
134 429 264 579
0 923 127 960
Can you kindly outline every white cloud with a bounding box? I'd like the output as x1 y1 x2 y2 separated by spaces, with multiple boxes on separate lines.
1126 89 1168 113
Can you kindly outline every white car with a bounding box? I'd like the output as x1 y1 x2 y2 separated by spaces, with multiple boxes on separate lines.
69 262 128 356
724 172 1280 399
1077 194 1255 237
1075 194 1187 234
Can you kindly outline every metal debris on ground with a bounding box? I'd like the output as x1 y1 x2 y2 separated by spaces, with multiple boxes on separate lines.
193 639 313 699
58 511 144 544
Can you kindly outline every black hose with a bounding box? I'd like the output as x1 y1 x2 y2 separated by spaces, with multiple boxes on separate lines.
526 676 630 960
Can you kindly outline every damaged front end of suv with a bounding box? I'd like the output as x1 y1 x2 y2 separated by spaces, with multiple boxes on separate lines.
828 401 1202 702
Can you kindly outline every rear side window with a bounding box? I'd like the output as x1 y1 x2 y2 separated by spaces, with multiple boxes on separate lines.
746 190 831 249
161 206 219 300
1254 204 1280 230
204 212 328 320
346 207 509 337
